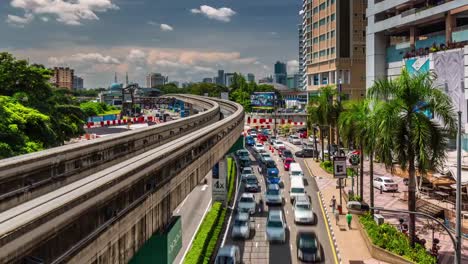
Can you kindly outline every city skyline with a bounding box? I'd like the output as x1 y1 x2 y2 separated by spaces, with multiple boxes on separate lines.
0 0 302 88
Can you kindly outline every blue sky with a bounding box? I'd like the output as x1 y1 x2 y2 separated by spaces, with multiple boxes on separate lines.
1 0 301 87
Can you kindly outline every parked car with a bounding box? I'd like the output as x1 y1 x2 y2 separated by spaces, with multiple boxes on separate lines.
231 212 251 239
295 148 317 158
215 245 241 264
266 210 287 243
281 149 294 161
293 195 314 224
284 158 295 171
262 129 271 135
288 135 302 145
273 141 285 149
296 232 322 263
238 193 256 214
308 135 318 143
265 183 283 205
241 173 255 183
249 130 257 138
302 142 315 149
244 174 260 192
254 143 265 153
373 176 399 192
246 136 255 146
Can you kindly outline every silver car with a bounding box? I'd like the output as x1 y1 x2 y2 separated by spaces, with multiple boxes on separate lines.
265 184 283 205
238 193 256 214
231 212 251 239
241 166 254 175
266 210 286 243
293 195 314 224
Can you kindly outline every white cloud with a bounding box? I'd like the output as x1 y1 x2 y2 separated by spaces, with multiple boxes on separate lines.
49 52 120 65
160 23 173 31
147 20 157 26
287 60 299 74
8 0 119 26
6 13 34 27
190 5 236 22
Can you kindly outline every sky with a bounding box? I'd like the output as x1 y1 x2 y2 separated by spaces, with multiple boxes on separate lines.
1 0 302 88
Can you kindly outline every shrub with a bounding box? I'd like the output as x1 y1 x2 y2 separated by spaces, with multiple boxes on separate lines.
359 214 436 264
320 161 333 174
227 157 236 203
203 208 227 263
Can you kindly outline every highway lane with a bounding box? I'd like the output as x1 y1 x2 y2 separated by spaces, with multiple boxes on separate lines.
173 173 212 264
223 137 336 264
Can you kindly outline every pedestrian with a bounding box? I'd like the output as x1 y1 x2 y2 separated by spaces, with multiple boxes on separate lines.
346 212 353 229
330 195 336 213
334 210 340 225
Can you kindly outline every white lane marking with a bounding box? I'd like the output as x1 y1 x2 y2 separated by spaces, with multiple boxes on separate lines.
286 210 289 215
255 242 258 248
257 223 260 229
175 193 190 214
179 198 212 264
290 243 293 251
201 184 208 191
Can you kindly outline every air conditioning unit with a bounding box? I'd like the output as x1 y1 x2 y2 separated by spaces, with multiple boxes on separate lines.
374 214 385 225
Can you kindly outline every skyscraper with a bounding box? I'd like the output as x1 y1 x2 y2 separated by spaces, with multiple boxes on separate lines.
224 73 235 87
216 70 225 86
73 76 84 90
247 73 255 83
298 24 306 90
274 61 287 85
146 73 167 88
50 67 74 90
302 0 367 99
202 77 213 83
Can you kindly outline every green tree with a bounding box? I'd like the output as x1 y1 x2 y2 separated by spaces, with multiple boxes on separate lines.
368 69 456 246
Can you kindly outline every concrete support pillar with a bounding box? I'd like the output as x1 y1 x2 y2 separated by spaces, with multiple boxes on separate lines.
410 26 418 49
366 31 387 89
446 12 456 44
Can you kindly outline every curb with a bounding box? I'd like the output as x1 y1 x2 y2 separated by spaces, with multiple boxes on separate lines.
318 191 342 264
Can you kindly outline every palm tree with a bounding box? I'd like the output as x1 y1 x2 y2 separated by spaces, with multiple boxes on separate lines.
368 69 456 246
308 86 338 162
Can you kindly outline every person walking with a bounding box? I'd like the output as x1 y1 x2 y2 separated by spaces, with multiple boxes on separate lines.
330 195 336 213
346 212 353 229
334 210 340 225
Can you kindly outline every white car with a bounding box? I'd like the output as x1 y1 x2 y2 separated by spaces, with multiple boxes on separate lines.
373 176 399 192
273 141 285 150
266 210 286 243
238 193 256 214
288 135 302 145
293 195 314 224
241 167 254 175
215 245 241 264
250 131 257 137
254 143 265 153
308 135 318 143
241 173 256 182
265 184 283 205
231 212 251 239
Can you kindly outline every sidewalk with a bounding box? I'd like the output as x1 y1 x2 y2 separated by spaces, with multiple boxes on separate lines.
303 158 386 264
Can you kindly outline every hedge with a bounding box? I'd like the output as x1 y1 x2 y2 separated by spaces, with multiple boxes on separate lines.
359 214 436 264
320 161 333 174
203 208 227 263
227 157 236 203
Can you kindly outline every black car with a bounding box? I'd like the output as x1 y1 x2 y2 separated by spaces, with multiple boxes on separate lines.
295 148 317 158
281 149 294 161
297 232 322 263
244 175 260 192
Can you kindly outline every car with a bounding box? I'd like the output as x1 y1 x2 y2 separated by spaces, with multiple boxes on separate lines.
288 135 302 145
266 210 287 243
257 133 268 142
302 142 316 149
245 136 255 146
277 146 286 157
215 245 241 264
318 149 329 160
297 128 308 139
281 149 294 161
236 149 249 158
290 177 306 203
241 166 254 175
268 136 277 145
249 130 257 138
284 158 295 171
293 195 314 224
265 183 283 205
262 129 271 135
241 173 255 182
254 143 265 153
296 232 322 263
244 175 260 192
231 212 251 239
308 135 318 143
273 141 285 149
259 153 271 164
373 176 399 192
238 193 256 214
238 156 251 168
295 148 317 158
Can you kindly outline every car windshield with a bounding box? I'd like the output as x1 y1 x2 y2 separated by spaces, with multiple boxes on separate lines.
285 159 292 164
299 237 317 250
384 179 394 183
284 151 292 157
246 178 257 184
296 204 310 210
267 220 283 228
292 171 302 175
267 189 280 195
243 168 252 174
234 220 248 227
266 161 276 168
256 144 262 147
291 188 304 193
291 136 298 139
240 197 254 203
216 256 234 264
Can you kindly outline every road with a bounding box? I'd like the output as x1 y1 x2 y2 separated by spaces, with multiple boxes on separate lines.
223 137 336 264
173 173 212 264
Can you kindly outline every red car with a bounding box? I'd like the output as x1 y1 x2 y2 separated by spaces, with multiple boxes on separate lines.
298 129 308 139
277 146 286 157
284 158 295 171
257 133 268 142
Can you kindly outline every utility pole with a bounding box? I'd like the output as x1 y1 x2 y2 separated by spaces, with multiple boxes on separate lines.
455 109 462 264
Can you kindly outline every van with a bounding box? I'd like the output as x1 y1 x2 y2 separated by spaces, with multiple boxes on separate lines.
289 163 304 178
289 177 306 203
215 245 241 264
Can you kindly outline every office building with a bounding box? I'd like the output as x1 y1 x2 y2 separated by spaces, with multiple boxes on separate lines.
202 77 213 83
367 0 468 124
247 73 255 83
224 73 235 87
287 74 302 90
146 73 167 88
216 70 225 86
274 61 287 85
50 67 74 90
298 24 306 90
258 76 274 84
73 76 84 90
302 0 367 99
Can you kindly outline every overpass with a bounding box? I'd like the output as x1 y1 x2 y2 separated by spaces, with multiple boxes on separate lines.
0 95 244 263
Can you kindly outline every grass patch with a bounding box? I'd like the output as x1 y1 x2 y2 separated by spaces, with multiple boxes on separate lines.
360 214 436 264
320 160 333 174
99 109 121 116
227 157 236 203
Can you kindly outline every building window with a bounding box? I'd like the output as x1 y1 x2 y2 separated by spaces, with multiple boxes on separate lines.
319 34 326 41
362 30 366 37
319 18 326 26
313 7 318 14
313 22 318 28
313 74 319 85
331 47 335 54
331 14 336 21
344 70 350 84
322 72 329 85
331 0 335 4
327 49 330 55
326 32 330 39
319 50 326 57
313 52 318 59
319 3 326 10
330 71 336 84
313 37 318 43
330 30 335 38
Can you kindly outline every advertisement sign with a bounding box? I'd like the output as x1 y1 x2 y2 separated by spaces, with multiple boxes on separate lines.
251 92 276 109
333 156 347 178
212 159 227 205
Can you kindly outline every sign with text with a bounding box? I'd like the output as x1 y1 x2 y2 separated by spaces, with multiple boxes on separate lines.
333 156 347 178
212 159 227 205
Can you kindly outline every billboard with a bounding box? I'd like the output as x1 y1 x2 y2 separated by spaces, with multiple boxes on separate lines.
212 159 227 205
251 92 276 109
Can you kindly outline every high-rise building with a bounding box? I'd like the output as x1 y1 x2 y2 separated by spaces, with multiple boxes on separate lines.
302 0 367 99
50 67 74 90
274 61 287 85
298 24 306 90
258 76 274 84
287 74 302 90
146 73 167 88
216 70 225 86
247 73 255 83
202 77 213 83
73 76 84 90
224 73 235 87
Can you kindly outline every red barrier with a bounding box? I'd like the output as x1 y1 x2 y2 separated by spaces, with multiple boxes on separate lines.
112 120 116 125
247 117 251 123
118 120 122 125
100 121 104 127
